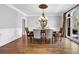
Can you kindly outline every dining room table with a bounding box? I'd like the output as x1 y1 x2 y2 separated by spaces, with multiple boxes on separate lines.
28 28 59 39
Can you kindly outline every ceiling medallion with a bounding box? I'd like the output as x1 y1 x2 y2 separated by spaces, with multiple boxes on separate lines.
39 4 48 9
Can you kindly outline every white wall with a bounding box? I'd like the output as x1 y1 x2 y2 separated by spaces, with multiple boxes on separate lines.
0 5 18 28
0 5 27 47
27 16 63 31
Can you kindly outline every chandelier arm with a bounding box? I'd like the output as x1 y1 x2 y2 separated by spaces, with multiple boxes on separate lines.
42 9 45 18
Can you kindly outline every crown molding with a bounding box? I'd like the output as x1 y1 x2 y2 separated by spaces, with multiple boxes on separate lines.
64 4 77 14
6 4 28 16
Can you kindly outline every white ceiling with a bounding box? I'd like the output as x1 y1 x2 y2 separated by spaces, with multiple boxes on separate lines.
12 4 76 16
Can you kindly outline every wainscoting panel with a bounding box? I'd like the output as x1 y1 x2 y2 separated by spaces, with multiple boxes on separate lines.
0 28 22 47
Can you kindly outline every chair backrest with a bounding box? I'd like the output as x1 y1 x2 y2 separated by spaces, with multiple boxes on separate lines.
33 29 41 39
59 27 63 36
59 28 63 33
25 27 29 33
46 29 53 39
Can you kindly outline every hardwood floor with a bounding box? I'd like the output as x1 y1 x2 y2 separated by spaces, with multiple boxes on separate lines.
0 35 79 54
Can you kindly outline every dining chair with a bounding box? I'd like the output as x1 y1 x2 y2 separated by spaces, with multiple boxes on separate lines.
33 29 41 39
25 27 34 40
56 28 63 48
33 29 41 43
58 27 63 41
45 29 53 44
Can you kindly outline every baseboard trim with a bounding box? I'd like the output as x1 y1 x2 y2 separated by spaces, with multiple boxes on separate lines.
66 37 79 44
0 37 22 47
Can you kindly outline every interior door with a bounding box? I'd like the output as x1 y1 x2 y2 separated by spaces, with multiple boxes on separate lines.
22 19 25 34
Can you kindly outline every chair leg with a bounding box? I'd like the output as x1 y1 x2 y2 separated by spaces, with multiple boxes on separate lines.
30 36 33 44
52 36 55 44
50 39 52 44
32 36 34 44
41 37 43 44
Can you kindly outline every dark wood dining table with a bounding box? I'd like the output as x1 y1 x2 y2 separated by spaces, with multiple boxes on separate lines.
29 29 46 36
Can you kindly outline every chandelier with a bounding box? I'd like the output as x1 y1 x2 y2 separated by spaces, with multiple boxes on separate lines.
39 4 48 29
